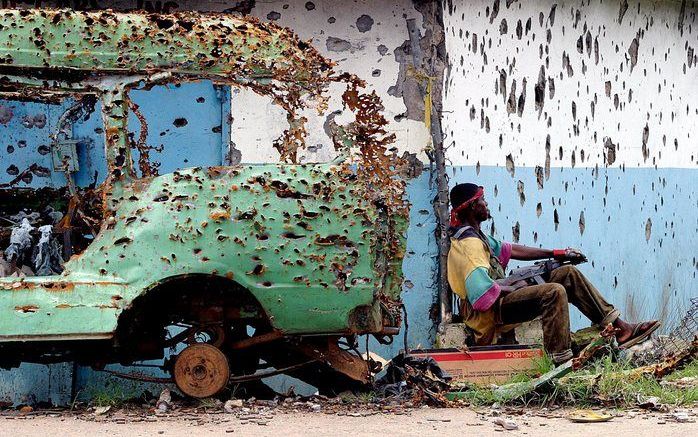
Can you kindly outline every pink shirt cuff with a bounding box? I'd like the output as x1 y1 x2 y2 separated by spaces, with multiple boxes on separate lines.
499 241 512 268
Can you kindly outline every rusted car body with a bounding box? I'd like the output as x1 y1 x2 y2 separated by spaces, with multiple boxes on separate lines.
0 9 407 396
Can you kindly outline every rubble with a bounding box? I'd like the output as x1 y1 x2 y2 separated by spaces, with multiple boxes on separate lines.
493 416 519 430
223 399 243 412
32 225 63 276
4 218 34 268
156 389 172 414
375 353 452 406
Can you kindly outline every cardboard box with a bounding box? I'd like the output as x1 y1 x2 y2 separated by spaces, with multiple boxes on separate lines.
410 345 544 385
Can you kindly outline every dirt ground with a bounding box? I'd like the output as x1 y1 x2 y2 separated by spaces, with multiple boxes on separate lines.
2 407 696 437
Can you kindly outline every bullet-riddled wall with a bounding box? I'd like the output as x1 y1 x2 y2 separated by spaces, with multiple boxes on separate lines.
442 0 697 327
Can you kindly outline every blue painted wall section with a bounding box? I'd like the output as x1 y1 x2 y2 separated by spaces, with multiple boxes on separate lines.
449 165 697 330
368 171 438 359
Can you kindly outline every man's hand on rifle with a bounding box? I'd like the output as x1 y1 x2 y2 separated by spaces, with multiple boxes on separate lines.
553 247 587 263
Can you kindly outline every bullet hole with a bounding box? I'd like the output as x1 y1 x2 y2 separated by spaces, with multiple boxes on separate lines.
604 137 617 165
372 69 381 77
506 79 517 114
645 218 652 241
36 144 51 155
572 101 577 120
500 18 508 34
377 44 388 55
517 180 526 206
490 0 500 24
548 77 555 99
6 164 19 175
585 31 592 57
32 164 50 178
6 145 14 153
535 166 544 189
173 118 188 127
499 69 507 100
356 14 374 33
545 134 551 179
267 11 281 21
576 35 583 54
0 105 13 124
594 37 599 64
536 202 543 217
248 264 266 275
114 237 132 245
579 211 585 235
642 124 650 161
618 0 629 24
553 209 560 231
516 19 523 39
196 97 206 103
534 66 546 115
517 78 526 116
305 2 315 11
326 37 351 52
628 33 640 71
328 17 336 24
211 125 222 133
549 4 557 27
512 222 520 243
562 52 573 76
505 154 515 177
18 140 27 148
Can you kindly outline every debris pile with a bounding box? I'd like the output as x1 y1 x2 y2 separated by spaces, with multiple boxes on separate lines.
1 218 63 277
626 297 698 366
375 353 452 406
0 187 104 277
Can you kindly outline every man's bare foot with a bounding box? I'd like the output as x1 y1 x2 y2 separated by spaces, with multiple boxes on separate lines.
613 318 660 347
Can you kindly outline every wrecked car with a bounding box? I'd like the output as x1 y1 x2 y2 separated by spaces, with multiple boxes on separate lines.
0 8 408 397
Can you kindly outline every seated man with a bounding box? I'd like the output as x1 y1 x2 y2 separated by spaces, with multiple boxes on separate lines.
447 183 659 364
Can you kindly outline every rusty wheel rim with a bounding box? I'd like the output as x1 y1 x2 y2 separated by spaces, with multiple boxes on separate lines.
173 343 230 398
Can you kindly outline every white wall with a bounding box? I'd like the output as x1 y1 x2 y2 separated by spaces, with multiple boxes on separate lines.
442 0 698 169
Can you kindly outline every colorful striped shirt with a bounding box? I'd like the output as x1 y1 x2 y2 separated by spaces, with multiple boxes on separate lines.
447 226 512 344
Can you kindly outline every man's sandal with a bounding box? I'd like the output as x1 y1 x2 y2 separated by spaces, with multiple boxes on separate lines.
618 320 661 349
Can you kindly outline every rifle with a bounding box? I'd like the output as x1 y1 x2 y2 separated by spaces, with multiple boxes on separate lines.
498 254 587 290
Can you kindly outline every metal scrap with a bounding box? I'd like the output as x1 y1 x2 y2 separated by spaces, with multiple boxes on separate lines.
32 225 63 276
375 352 452 406
3 218 34 267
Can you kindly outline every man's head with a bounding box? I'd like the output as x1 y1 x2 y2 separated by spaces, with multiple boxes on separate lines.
449 183 489 226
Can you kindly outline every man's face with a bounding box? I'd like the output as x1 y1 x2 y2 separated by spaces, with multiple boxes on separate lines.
472 196 490 222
